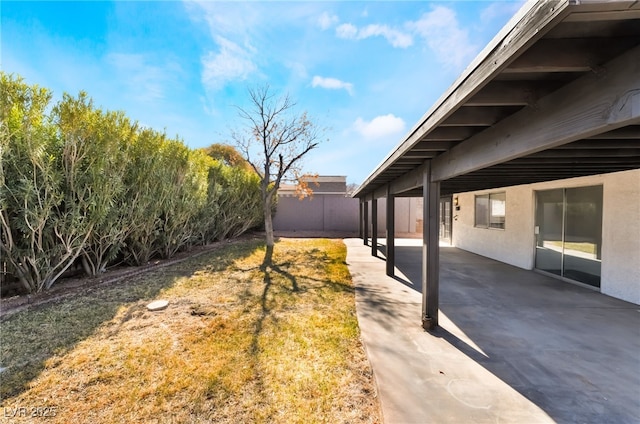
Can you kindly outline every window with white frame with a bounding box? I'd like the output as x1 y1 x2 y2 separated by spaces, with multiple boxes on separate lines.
475 192 506 229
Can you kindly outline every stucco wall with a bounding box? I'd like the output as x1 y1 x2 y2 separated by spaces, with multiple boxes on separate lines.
452 188 534 269
273 195 359 232
275 195 422 236
451 169 640 304
366 197 420 236
601 170 640 304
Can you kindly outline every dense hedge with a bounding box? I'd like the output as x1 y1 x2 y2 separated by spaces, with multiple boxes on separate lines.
0 73 263 293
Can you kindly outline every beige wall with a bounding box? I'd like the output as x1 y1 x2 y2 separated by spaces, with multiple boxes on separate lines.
452 169 640 305
274 195 423 236
366 197 421 236
273 195 359 232
601 170 640 304
452 188 534 269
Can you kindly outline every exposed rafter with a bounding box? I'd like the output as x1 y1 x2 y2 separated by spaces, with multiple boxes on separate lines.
431 45 640 182
354 1 640 201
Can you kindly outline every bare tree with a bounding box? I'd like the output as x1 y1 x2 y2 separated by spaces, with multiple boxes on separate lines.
233 85 322 267
346 182 360 196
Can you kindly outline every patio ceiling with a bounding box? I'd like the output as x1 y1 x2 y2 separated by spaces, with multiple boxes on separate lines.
354 0 640 199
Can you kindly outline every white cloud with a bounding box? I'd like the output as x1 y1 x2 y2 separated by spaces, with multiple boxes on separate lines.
318 12 339 30
106 53 181 102
201 36 257 91
353 114 405 140
312 76 354 95
360 24 413 48
187 1 260 37
336 22 413 48
287 62 308 80
186 2 262 93
333 6 479 68
406 6 478 69
336 23 358 39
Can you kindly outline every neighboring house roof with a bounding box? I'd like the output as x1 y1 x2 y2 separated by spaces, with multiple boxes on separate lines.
354 0 640 199
278 176 348 196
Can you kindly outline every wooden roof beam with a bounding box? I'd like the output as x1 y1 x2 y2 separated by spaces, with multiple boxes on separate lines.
564 1 640 22
526 148 640 158
504 37 640 73
419 127 480 142
412 141 457 151
556 140 640 149
564 10 640 21
504 159 640 166
403 152 440 159
431 44 640 182
440 106 521 126
587 126 640 139
464 81 563 106
352 0 574 198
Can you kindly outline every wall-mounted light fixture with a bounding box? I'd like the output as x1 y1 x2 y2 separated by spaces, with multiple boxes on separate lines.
454 196 460 211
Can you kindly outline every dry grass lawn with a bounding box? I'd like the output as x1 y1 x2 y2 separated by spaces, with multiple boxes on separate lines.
0 238 381 423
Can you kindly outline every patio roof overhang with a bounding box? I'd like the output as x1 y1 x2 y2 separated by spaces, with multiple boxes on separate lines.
353 0 640 199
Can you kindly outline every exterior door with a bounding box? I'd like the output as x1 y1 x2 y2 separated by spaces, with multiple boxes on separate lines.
535 186 603 288
439 197 452 245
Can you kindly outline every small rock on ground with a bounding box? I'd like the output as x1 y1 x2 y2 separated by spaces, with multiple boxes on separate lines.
147 300 169 311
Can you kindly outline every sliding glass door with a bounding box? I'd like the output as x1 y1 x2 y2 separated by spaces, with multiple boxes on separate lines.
535 189 564 277
535 186 603 288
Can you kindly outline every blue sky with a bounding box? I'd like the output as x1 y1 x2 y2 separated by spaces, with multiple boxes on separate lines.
2 0 524 185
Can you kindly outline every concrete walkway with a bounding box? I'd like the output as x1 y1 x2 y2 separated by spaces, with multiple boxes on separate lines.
344 238 640 424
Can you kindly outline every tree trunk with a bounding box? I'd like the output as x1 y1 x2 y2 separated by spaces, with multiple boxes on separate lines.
81 255 95 278
262 195 274 269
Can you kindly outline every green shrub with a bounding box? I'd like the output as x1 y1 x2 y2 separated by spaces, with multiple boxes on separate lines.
0 72 263 292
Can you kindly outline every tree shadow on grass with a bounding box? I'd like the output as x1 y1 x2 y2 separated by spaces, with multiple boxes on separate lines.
248 261 299 358
245 248 353 419
241 262 294 422
0 240 260 402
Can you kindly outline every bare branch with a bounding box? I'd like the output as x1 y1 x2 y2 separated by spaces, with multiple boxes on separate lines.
231 84 324 260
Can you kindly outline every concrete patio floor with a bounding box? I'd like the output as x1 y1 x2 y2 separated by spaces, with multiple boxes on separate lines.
344 238 640 424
